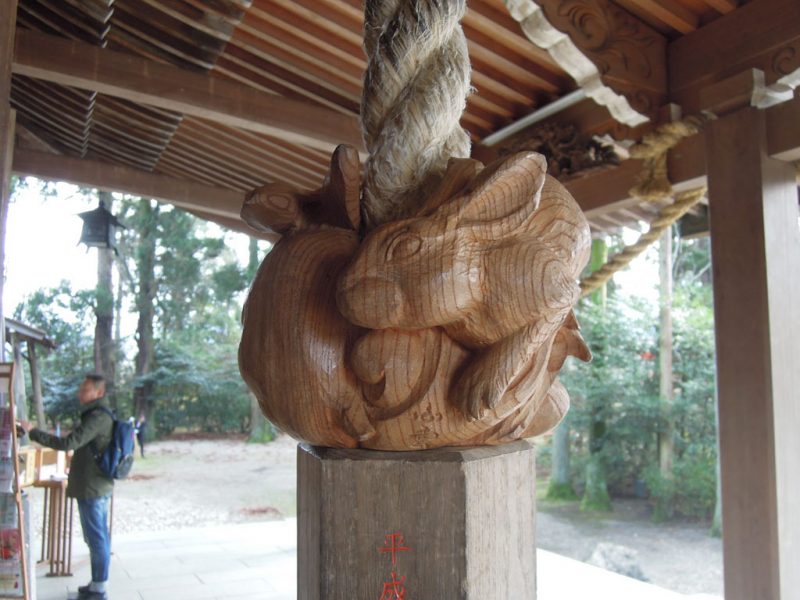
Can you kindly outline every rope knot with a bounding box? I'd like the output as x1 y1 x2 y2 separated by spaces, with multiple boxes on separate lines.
629 114 710 202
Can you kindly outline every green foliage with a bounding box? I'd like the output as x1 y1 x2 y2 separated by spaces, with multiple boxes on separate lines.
563 296 661 494
546 481 579 501
248 416 277 444
645 447 717 520
13 190 267 441
13 282 97 426
140 341 250 436
558 235 718 521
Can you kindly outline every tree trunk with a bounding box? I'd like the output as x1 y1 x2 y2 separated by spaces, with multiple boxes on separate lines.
655 228 676 521
114 254 125 387
94 191 117 408
245 239 275 443
581 452 612 512
546 415 577 500
248 393 274 443
133 200 158 423
27 341 45 426
582 238 612 512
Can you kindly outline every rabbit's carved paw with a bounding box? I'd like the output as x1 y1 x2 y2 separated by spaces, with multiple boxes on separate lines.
456 362 508 421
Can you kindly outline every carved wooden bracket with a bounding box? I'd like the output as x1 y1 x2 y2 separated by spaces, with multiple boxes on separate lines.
498 122 620 181
504 0 667 127
239 146 592 450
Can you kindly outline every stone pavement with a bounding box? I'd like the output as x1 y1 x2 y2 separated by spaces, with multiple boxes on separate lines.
35 521 296 600
33 519 719 600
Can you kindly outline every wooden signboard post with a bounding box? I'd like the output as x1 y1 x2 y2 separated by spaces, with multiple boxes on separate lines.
0 363 30 600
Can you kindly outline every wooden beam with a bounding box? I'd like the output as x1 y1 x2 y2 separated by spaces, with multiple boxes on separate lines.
12 149 281 241
706 105 800 600
12 149 244 219
564 93 800 218
669 0 800 112
0 0 17 359
12 29 364 154
185 208 278 243
765 93 800 162
565 132 706 218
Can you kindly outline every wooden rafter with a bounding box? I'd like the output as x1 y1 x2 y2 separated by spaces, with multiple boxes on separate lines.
12 149 244 220
13 92 800 241
11 29 365 153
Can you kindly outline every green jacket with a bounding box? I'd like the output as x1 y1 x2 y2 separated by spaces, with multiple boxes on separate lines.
29 399 114 499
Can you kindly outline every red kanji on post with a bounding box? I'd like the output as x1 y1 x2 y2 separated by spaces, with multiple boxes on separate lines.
379 571 407 600
379 532 411 566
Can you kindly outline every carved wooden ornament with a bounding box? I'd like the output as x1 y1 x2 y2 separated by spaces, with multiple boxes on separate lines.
239 146 592 450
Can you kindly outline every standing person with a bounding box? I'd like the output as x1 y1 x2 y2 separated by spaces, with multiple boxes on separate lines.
19 374 113 600
135 414 147 458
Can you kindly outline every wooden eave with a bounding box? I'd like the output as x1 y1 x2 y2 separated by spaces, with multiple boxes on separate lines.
6 0 800 239
4 317 56 349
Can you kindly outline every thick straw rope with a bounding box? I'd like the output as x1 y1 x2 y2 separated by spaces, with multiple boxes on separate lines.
628 115 709 202
579 188 706 296
361 0 472 229
579 115 710 297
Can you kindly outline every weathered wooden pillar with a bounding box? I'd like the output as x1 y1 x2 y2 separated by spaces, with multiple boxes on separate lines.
27 341 46 426
704 72 800 600
10 334 28 422
298 441 536 600
0 0 18 359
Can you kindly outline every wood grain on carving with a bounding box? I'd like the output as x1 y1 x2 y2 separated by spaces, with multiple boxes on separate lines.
239 147 592 450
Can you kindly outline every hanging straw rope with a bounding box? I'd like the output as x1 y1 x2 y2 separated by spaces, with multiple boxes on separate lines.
579 188 706 296
579 115 711 297
360 0 472 229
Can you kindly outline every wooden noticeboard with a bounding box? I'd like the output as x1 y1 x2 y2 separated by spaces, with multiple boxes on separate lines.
0 364 30 599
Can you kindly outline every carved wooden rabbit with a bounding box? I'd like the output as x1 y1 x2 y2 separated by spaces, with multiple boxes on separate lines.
238 145 591 450
337 151 592 420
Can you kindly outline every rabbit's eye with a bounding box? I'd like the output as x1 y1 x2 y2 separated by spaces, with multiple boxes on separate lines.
386 232 423 260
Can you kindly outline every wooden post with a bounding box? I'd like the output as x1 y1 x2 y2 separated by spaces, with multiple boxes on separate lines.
10 335 27 423
298 441 536 600
656 228 675 520
704 78 800 599
26 342 45 426
0 0 18 361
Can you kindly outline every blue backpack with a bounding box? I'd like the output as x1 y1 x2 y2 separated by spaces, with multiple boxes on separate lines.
89 407 136 479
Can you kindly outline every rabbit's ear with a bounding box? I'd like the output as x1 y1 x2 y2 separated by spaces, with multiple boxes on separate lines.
456 152 547 236
418 158 483 217
320 144 362 230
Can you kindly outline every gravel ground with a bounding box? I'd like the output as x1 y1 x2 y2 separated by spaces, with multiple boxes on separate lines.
25 435 722 597
537 499 723 597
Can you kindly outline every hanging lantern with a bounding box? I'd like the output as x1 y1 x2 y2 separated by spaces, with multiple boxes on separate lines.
78 200 124 253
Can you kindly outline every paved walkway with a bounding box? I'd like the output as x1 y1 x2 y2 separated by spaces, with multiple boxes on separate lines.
33 519 719 600
35 521 296 600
